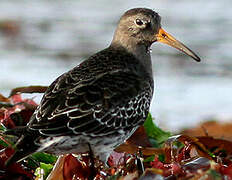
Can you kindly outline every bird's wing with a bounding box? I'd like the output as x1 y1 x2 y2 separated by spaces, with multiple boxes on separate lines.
28 69 151 136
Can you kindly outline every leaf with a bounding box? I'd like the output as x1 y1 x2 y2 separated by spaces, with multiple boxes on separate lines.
207 169 223 180
10 94 23 104
220 164 232 178
126 126 152 147
197 136 232 158
63 154 91 180
35 167 45 180
31 152 58 164
150 156 184 177
182 157 210 172
40 162 54 178
118 171 138 180
115 143 164 156
115 125 165 155
0 94 10 102
144 113 171 147
107 173 121 180
139 169 163 179
0 94 38 128
0 136 11 147
181 121 232 141
46 155 66 180
144 155 155 163
108 152 127 167
166 135 214 161
10 85 48 96
35 162 54 180
0 148 33 179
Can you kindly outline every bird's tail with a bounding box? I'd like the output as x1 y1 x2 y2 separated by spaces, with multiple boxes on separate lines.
5 136 38 166
0 127 21 147
3 126 26 137
3 128 39 166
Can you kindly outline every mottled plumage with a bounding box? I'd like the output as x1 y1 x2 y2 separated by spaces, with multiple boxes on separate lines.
6 8 200 165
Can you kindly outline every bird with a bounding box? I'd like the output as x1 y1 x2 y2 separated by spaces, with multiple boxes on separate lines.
5 8 200 166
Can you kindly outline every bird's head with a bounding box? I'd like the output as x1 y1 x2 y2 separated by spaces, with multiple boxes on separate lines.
112 8 200 62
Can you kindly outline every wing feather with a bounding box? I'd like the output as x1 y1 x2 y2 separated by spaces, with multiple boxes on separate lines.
29 59 152 137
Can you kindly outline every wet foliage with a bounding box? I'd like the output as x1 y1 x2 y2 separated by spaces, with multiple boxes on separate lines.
0 87 232 179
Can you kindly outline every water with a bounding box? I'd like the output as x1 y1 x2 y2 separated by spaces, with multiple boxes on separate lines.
0 0 232 131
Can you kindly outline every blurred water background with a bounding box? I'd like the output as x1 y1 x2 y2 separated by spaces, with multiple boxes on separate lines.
0 0 231 131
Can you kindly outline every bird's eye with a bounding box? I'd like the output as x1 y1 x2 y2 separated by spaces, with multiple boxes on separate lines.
135 19 143 26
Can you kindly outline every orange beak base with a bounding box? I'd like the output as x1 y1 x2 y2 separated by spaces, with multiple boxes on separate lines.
155 28 201 62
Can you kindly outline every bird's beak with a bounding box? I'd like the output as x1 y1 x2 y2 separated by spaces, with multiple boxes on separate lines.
155 28 201 62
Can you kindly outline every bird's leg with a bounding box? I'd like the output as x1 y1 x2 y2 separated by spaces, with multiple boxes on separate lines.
135 146 144 175
87 143 96 179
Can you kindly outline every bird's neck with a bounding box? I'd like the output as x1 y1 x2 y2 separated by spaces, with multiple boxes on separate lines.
110 40 153 76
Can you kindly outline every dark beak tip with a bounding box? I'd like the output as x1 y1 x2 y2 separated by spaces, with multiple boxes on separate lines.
194 56 201 62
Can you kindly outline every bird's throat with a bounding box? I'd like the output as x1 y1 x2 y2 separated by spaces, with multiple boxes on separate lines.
110 41 153 76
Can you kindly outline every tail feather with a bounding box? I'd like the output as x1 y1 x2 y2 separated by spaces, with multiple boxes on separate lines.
0 126 27 146
5 148 33 167
5 132 39 166
3 126 26 137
